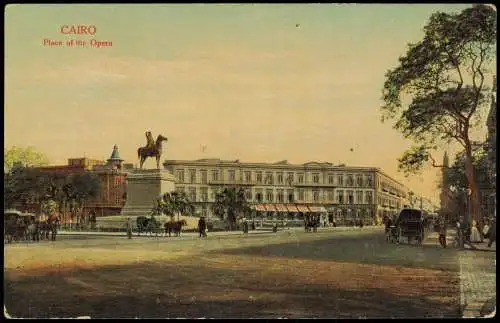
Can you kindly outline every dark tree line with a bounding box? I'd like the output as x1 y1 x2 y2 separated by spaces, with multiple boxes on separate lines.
4 165 101 224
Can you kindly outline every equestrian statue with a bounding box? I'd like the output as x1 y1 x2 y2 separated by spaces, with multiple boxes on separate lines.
137 131 168 169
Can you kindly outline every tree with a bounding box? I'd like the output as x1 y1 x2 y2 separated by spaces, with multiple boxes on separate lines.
211 187 250 231
4 146 49 173
381 5 496 228
40 199 58 218
4 167 51 212
66 173 101 226
442 143 491 218
155 191 194 221
212 192 226 220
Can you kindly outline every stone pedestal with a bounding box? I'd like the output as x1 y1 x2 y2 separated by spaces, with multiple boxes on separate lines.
120 169 177 217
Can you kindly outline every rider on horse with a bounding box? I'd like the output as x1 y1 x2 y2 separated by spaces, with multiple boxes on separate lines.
145 131 155 150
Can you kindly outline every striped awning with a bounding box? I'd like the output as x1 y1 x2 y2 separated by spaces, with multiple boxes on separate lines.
285 204 299 212
264 204 276 212
275 204 288 212
308 206 328 213
296 205 310 213
254 204 266 212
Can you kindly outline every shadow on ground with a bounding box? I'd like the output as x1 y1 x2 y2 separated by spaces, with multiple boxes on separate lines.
208 230 460 272
4 259 460 319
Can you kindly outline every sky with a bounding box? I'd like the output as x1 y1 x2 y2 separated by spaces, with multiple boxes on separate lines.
4 4 489 204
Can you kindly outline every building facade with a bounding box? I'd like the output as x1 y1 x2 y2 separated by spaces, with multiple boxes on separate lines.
33 146 131 220
86 145 129 217
483 76 496 218
163 159 414 225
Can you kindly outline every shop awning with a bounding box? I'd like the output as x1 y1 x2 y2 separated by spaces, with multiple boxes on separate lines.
285 204 299 212
254 204 266 212
264 204 276 212
308 206 328 213
275 204 288 212
296 205 310 213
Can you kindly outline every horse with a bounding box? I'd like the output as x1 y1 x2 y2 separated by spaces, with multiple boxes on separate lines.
164 220 187 237
44 216 59 241
137 134 168 169
304 214 319 233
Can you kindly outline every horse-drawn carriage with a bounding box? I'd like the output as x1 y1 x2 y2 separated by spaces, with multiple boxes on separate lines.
4 209 58 243
389 208 429 245
136 215 188 237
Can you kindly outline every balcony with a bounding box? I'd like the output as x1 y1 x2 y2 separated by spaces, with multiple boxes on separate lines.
208 179 255 186
294 182 336 187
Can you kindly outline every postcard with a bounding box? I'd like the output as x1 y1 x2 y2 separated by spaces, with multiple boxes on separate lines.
4 4 496 319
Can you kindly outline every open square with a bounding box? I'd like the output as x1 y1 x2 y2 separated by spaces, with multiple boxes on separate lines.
4 228 462 318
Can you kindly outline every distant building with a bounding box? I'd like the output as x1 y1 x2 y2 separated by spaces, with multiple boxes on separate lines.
163 158 420 225
37 157 104 174
86 145 127 217
483 76 496 218
33 145 130 221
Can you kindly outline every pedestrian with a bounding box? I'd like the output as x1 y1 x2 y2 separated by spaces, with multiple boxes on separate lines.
198 216 207 238
438 215 447 248
483 219 490 240
242 219 248 234
251 220 256 231
126 217 132 239
470 220 482 243
456 217 464 249
487 218 496 248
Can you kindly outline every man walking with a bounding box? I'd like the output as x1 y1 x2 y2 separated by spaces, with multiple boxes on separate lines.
126 217 133 239
438 215 447 248
198 216 207 239
487 218 496 248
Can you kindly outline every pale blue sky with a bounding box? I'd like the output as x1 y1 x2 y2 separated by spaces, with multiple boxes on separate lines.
5 4 485 203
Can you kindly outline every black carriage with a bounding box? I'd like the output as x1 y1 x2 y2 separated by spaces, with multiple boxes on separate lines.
393 208 427 245
4 210 37 243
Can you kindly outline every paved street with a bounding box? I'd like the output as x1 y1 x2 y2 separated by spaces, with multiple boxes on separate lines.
3 227 469 318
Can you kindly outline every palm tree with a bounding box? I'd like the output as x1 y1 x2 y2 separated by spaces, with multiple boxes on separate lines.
156 191 194 221
214 187 250 231
212 192 226 220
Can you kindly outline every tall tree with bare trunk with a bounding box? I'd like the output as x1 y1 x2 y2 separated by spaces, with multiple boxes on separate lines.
381 5 496 228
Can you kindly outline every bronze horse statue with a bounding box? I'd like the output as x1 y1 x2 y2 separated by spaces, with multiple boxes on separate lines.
138 134 168 169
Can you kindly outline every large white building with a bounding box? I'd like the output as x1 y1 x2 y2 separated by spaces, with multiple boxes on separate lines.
163 159 423 225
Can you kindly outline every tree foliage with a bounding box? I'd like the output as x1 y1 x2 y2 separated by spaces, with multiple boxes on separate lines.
4 166 101 223
4 146 49 173
381 4 496 226
445 144 490 193
211 187 250 231
154 191 194 221
382 5 496 170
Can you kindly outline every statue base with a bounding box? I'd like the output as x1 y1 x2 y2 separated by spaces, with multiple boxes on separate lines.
120 169 177 217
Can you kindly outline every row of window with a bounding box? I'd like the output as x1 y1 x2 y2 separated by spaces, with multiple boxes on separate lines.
193 205 375 218
176 186 374 204
377 196 401 209
379 179 406 198
174 168 374 187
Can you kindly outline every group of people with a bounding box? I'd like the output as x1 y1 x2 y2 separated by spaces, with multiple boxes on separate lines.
437 215 496 249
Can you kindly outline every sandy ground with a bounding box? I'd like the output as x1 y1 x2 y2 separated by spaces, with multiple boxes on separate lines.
4 229 461 318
